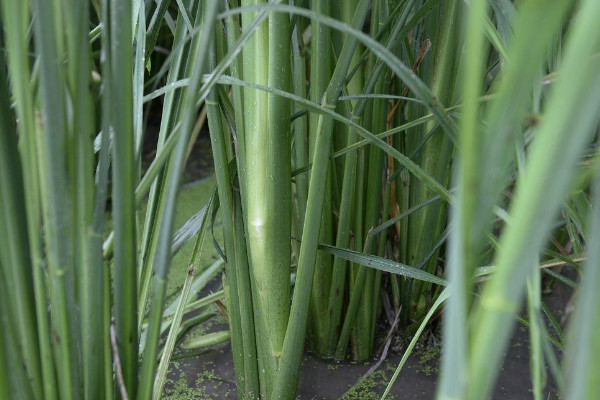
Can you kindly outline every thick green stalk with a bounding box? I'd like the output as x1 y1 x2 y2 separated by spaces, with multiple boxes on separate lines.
99 2 114 399
270 1 371 397
232 197 261 399
0 4 57 396
526 263 544 400
307 0 335 357
308 0 332 144
352 1 389 361
207 73 259 398
223 0 246 165
32 0 82 397
324 114 361 358
102 264 114 400
109 0 138 396
241 1 291 392
63 0 104 397
221 3 263 396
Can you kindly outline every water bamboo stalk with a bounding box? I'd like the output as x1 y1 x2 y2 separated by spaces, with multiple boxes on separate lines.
241 0 291 394
270 2 372 397
32 0 82 396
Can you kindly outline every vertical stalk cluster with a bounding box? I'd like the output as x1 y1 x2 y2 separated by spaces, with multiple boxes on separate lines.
212 3 461 398
0 0 222 398
4 1 600 400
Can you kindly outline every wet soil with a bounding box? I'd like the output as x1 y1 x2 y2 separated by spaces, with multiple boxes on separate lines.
161 277 571 400
162 322 561 399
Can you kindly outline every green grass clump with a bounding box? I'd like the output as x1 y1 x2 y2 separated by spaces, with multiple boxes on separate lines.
2 1 600 399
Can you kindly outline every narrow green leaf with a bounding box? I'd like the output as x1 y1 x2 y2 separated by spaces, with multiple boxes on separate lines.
319 244 447 287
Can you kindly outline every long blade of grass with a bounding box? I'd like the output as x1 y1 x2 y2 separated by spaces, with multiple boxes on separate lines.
64 0 105 397
382 287 450 399
0 51 43 400
136 0 200 329
108 0 138 396
467 0 600 397
153 190 212 399
323 0 366 355
437 0 487 396
145 0 173 62
563 176 600 400
526 263 545 400
180 331 231 349
0 1 56 395
136 3 219 398
206 40 257 399
32 0 82 396
319 243 447 287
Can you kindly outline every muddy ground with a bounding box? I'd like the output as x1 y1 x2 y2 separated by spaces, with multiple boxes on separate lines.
161 304 565 400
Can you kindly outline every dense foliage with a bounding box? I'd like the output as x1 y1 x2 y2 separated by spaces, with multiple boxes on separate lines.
1 1 600 399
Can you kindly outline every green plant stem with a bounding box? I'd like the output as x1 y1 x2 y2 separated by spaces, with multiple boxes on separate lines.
108 0 138 396
335 235 376 360
307 0 334 357
63 0 105 397
2 1 56 397
0 279 35 399
240 1 291 394
207 68 259 398
270 1 371 397
153 186 214 400
137 3 218 399
564 174 600 400
353 2 390 360
32 0 82 397
0 52 43 400
138 1 198 332
153 265 194 400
